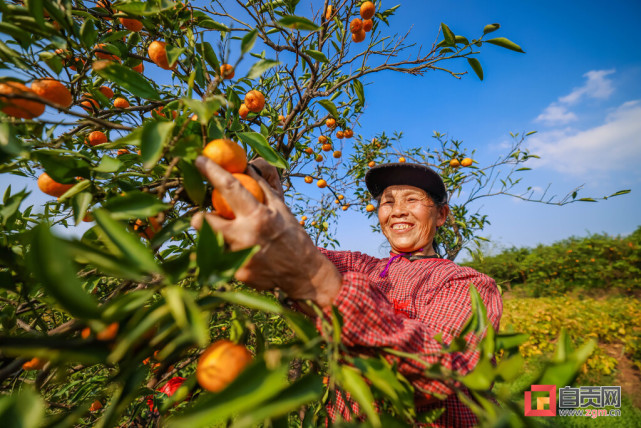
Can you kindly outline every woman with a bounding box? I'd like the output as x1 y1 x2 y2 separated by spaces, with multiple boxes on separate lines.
191 157 502 427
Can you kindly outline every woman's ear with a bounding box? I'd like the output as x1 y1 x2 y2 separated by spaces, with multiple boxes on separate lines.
436 204 449 227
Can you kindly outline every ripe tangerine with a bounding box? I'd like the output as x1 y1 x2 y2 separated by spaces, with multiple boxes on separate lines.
317 179 327 188
212 174 265 219
99 86 114 99
366 204 375 212
344 129 353 138
239 103 249 119
399 157 406 163
336 131 344 139
87 131 108 146
37 172 74 197
0 82 45 119
196 340 252 393
22 357 45 371
461 157 473 167
244 90 265 113
120 17 143 32
304 175 313 183
202 139 247 173
113 97 129 108
148 41 175 70
362 19 373 32
322 143 332 152
368 161 375 168
326 118 336 128
350 18 363 33
449 158 460 168
352 29 366 43
333 150 342 158
132 62 144 73
220 64 235 79
31 78 72 108
318 135 328 144
360 1 375 20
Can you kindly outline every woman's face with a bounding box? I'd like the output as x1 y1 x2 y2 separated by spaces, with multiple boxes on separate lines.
377 185 449 255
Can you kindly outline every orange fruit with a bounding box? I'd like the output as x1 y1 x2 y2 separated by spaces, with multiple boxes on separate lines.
315 154 323 162
322 143 332 151
461 157 473 167
277 114 285 126
244 90 265 113
304 147 314 155
38 172 74 197
366 203 375 212
82 212 93 222
318 135 328 144
148 40 175 70
360 1 375 20
80 93 99 112
399 157 406 163
326 118 336 128
0 82 45 119
239 103 249 119
304 175 313 183
337 194 344 200
220 64 235 79
317 179 327 188
352 29 366 43
132 62 144 73
368 161 375 167
117 148 129 155
202 139 247 173
335 131 344 139
134 217 162 240
334 199 340 204
119 17 143 32
342 205 349 211
81 327 91 339
362 19 373 32
31 78 72 108
449 158 460 168
212 174 265 219
22 357 45 371
113 97 129 108
311 221 317 226
196 340 252 393
95 44 120 61
99 86 114 99
325 5 333 20
333 150 342 158
154 107 177 119
350 18 363 33
68 57 85 71
89 400 102 412
301 215 308 221
87 131 108 146
96 322 119 341
344 129 353 138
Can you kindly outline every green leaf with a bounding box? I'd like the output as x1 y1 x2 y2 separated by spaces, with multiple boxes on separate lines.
247 59 281 79
79 19 98 48
93 61 160 100
178 160 206 206
141 120 174 169
578 198 597 202
149 217 190 247
112 0 177 16
0 188 29 227
25 0 45 30
0 387 44 428
317 99 338 119
198 42 220 72
454 35 469 45
57 179 91 202
237 132 288 169
609 189 631 197
339 366 381 427
353 79 365 105
167 360 290 427
0 122 23 156
241 29 258 55
92 209 161 275
495 332 529 351
72 192 92 225
182 97 224 125
102 290 154 322
352 357 414 414
34 151 91 182
102 191 170 220
467 58 483 81
278 15 321 32
460 356 494 390
93 155 123 173
196 18 230 31
485 37 525 53
483 23 500 34
494 354 524 382
215 290 283 314
440 23 455 46
303 49 328 63
67 239 147 281
28 224 101 319
165 45 185 69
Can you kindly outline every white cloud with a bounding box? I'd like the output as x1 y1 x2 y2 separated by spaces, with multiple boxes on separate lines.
535 69 616 125
528 100 641 176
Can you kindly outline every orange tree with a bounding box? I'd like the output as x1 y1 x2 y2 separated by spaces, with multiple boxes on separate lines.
0 0 619 426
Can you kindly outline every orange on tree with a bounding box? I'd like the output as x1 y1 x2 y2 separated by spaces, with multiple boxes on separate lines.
37 172 74 197
352 29 366 43
212 174 265 219
317 179 327 188
148 40 175 70
325 4 333 20
94 44 120 61
89 400 103 412
336 130 344 139
98 86 114 99
113 97 130 108
87 131 108 146
244 90 265 113
154 107 178 119
399 157 406 163
322 143 332 152
81 327 91 339
366 203 376 212
82 212 93 222
337 194 344 200
202 139 247 173
277 114 285 125
301 215 308 221
334 199 340 204
238 103 249 119
350 18 363 33
68 57 85 71
80 93 99 112
318 135 328 144
363 19 373 32
342 205 349 211
0 81 45 119
119 17 143 32
449 158 460 168
344 129 353 138
368 161 376 167
220 64 235 79
134 217 162 240
360 1 375 20
333 150 342 158
196 340 252 393
96 322 119 341
304 175 313 183
22 357 45 371
325 118 336 128
31 78 72 108
304 147 314 155
461 157 473 167
315 154 323 162
132 62 144 73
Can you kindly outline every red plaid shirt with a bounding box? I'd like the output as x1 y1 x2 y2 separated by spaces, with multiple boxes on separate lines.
318 249 502 427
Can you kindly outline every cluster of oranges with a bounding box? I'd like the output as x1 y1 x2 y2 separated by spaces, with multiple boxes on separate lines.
450 157 474 168
0 78 72 119
239 89 266 119
350 1 376 43
201 138 265 219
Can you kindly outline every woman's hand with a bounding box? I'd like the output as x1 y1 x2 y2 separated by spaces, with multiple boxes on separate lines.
190 156 342 308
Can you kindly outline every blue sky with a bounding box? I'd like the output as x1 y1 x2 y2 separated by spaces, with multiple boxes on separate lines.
1 0 640 260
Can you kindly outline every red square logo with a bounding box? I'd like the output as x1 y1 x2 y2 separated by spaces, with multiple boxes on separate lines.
524 385 556 416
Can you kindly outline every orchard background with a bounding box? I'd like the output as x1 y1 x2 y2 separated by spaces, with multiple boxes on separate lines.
0 0 638 427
